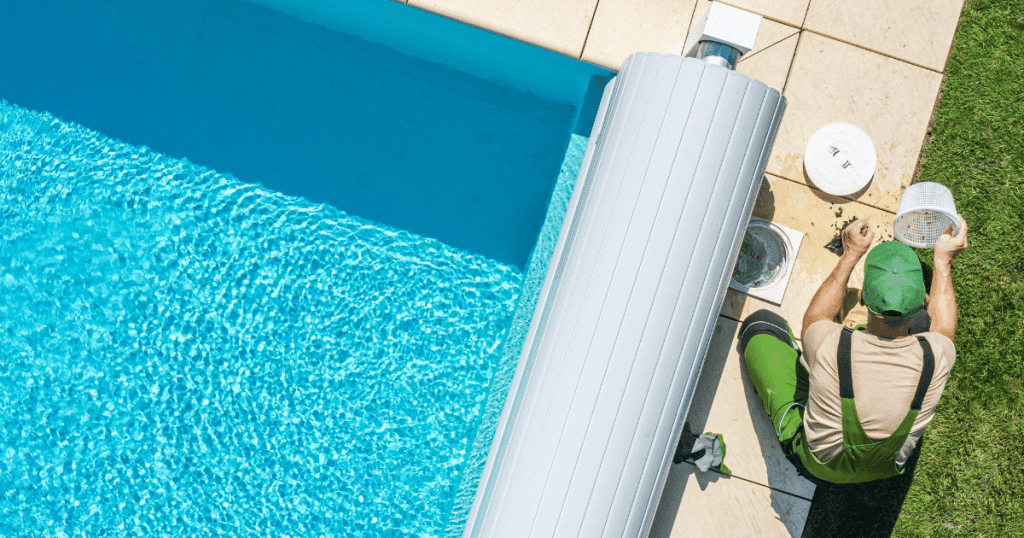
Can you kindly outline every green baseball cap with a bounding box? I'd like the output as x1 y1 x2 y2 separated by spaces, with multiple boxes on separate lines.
862 241 926 319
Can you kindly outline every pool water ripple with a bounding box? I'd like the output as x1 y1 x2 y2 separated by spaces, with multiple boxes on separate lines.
0 101 522 536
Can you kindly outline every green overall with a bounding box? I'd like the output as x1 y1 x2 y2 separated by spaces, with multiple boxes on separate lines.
792 327 936 484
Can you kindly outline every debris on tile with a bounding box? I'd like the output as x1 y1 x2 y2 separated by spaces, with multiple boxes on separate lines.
825 216 859 256
825 236 844 255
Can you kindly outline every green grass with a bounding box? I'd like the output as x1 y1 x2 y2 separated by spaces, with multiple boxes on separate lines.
894 0 1024 535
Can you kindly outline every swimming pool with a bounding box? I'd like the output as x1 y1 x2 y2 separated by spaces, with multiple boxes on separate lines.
0 0 609 535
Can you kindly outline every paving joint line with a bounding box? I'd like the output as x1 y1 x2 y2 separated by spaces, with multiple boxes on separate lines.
578 0 602 61
678 0 702 56
729 472 816 502
799 29 944 74
679 462 815 502
778 30 804 95
767 172 898 216
735 30 801 64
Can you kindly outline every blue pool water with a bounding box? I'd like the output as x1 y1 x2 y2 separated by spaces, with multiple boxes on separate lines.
0 100 588 535
0 0 609 269
0 0 608 535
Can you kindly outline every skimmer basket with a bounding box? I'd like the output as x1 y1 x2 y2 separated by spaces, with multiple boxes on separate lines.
893 182 958 248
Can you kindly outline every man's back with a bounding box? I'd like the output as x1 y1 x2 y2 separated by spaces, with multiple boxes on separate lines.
801 321 956 466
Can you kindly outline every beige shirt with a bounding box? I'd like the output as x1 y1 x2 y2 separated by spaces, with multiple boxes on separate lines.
801 321 956 466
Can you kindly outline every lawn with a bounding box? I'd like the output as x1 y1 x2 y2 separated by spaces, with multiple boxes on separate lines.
894 0 1024 535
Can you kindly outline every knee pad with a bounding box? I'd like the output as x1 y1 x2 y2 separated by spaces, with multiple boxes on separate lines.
740 309 797 355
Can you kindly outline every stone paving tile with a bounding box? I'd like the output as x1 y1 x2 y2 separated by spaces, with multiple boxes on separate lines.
765 32 943 212
408 0 598 58
685 316 818 499
736 32 799 92
714 0 810 27
650 461 810 537
804 0 965 71
581 0 699 70
721 174 898 336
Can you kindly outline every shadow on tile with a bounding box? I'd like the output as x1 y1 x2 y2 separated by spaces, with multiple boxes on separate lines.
802 168 874 206
677 319 734 450
801 438 924 537
753 175 777 222
736 337 812 538
648 462 726 537
678 318 809 537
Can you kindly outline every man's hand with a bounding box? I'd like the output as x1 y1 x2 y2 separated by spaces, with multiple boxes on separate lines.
934 214 968 265
802 218 874 340
842 219 874 260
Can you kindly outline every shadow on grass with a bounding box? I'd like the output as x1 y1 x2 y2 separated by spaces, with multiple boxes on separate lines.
802 438 924 538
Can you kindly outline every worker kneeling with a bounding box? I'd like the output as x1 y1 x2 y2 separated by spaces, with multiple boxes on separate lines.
740 216 968 484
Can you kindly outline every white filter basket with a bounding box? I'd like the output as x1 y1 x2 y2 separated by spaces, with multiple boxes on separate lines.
893 182 958 248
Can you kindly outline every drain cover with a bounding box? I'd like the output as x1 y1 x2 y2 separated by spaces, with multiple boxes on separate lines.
732 222 788 289
804 123 876 196
729 218 803 305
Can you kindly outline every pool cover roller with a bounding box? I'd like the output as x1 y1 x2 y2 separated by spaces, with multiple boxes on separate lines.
462 52 786 538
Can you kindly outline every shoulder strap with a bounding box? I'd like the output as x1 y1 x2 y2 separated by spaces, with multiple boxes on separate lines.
911 336 937 411
837 327 855 399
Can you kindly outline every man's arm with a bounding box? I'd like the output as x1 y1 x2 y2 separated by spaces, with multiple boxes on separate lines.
928 214 968 340
802 219 874 341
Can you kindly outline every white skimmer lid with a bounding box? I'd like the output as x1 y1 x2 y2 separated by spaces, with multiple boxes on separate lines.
804 122 876 196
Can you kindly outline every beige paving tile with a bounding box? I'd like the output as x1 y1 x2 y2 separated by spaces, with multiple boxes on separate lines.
736 32 799 91
804 0 964 71
685 316 817 498
408 0 598 58
717 0 810 27
721 174 898 336
581 0 699 71
650 461 810 538
766 32 943 212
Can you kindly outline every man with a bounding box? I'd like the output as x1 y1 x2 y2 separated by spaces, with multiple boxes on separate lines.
739 215 968 484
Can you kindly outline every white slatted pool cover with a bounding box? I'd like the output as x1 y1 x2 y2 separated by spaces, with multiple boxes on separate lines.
462 53 786 538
